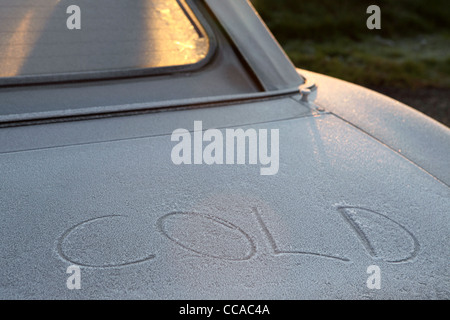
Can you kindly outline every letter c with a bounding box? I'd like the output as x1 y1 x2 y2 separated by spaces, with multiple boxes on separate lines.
223 305 230 315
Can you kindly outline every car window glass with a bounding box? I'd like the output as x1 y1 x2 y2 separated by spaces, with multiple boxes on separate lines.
0 0 209 80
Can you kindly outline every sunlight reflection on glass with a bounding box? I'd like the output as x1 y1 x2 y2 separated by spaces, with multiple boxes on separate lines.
0 0 60 77
144 0 209 67
0 10 34 77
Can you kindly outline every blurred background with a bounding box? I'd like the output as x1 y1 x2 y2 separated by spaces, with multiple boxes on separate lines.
251 0 450 127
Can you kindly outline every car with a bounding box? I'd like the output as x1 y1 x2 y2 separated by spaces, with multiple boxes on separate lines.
0 0 449 300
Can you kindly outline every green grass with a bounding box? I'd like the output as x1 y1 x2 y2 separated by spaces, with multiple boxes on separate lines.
251 0 450 89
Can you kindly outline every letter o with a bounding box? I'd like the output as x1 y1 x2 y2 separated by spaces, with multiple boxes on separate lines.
157 212 256 261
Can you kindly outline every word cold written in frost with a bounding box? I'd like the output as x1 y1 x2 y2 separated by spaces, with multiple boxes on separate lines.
171 121 279 175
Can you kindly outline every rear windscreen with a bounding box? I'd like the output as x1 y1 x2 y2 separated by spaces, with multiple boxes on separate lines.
0 0 209 82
